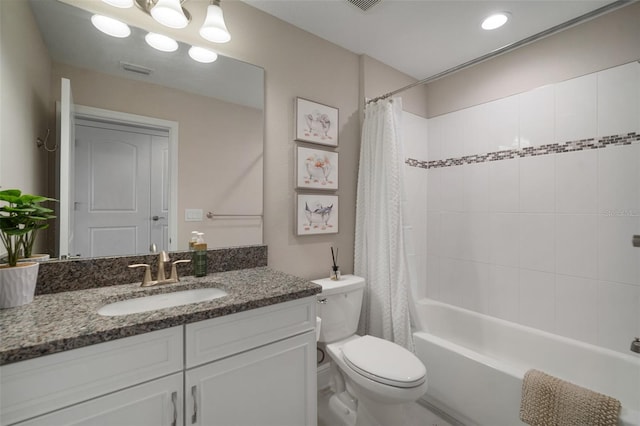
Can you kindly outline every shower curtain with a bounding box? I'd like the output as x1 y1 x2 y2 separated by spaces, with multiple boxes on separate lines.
354 97 414 352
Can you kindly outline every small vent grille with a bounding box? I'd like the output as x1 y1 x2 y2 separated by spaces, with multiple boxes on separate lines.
346 0 381 12
120 61 153 76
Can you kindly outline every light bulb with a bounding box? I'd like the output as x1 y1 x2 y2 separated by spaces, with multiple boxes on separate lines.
189 46 218 63
91 15 131 38
151 0 189 29
145 32 179 52
199 2 231 43
101 0 134 8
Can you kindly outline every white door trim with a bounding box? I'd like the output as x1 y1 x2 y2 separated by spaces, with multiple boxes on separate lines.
73 105 178 251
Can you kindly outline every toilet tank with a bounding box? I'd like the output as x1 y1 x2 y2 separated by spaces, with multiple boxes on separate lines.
313 275 365 343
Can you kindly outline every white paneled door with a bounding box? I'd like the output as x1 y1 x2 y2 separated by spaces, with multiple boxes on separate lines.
74 122 169 257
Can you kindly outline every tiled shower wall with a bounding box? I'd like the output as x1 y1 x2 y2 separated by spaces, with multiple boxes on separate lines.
403 61 640 355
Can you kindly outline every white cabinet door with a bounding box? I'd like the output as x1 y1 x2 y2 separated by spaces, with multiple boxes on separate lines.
18 373 183 426
185 331 317 426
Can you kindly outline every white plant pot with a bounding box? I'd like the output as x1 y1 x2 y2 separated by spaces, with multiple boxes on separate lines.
18 254 50 263
0 262 39 308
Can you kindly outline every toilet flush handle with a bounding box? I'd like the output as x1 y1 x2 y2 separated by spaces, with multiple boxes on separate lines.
318 298 328 304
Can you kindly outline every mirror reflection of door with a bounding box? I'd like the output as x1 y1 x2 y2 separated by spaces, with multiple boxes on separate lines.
74 121 169 257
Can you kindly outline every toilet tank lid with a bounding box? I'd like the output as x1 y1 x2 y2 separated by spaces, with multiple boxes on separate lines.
312 275 365 296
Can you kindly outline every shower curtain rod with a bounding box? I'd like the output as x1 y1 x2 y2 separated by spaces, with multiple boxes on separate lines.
366 0 635 104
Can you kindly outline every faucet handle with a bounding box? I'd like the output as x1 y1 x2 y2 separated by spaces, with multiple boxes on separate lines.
129 264 153 287
170 259 191 282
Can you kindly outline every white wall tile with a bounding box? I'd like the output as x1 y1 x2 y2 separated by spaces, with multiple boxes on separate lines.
463 162 489 212
426 168 441 212
555 214 598 279
427 115 444 161
597 62 640 136
402 111 430 160
519 269 556 333
465 212 490 263
520 154 556 213
425 255 441 299
555 73 597 143
519 84 555 148
463 104 490 156
440 212 463 260
441 112 465 160
596 281 640 353
440 165 464 212
555 275 598 345
556 149 598 214
598 143 639 215
489 158 519 212
488 265 520 322
426 211 441 255
520 214 555 273
459 261 490 314
439 257 465 306
490 213 520 267
485 96 520 152
598 215 639 285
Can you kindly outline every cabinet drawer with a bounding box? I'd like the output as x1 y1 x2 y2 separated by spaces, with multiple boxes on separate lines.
17 373 183 426
186 296 315 368
1 326 183 426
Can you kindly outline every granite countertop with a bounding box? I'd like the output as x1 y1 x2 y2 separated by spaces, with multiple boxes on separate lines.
0 267 321 366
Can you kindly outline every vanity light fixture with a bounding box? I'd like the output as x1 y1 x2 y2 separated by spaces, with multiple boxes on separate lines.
188 46 218 63
101 0 134 8
145 32 179 52
199 0 231 43
481 12 510 30
134 0 191 29
91 14 131 38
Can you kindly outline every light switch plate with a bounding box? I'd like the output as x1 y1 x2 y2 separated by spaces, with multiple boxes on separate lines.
185 209 203 222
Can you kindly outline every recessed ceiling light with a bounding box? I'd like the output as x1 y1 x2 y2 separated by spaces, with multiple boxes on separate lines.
482 12 510 30
188 46 218 63
145 32 179 52
91 15 131 38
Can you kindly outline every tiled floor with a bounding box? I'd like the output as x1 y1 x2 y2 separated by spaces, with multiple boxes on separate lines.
318 388 453 426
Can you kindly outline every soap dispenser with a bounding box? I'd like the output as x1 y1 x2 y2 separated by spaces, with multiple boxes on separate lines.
193 232 207 277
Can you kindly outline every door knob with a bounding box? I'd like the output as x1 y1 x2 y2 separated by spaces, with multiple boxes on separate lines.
152 215 166 221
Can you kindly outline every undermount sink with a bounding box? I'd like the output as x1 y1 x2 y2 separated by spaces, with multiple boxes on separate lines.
98 288 228 317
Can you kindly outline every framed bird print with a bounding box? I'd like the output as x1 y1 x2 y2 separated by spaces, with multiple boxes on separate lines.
295 97 339 147
296 194 338 235
296 146 338 190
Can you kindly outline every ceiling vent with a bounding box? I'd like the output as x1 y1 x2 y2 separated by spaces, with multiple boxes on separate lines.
120 61 153 76
346 0 382 12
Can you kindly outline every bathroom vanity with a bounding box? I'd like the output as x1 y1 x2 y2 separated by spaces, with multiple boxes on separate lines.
0 266 320 426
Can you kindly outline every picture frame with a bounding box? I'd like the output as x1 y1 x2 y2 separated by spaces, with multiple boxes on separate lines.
295 146 338 190
296 194 338 235
295 97 339 147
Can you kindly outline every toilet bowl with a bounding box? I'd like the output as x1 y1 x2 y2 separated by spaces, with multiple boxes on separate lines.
314 275 428 426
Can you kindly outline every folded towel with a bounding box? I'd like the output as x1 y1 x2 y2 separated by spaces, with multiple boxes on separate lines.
520 369 621 426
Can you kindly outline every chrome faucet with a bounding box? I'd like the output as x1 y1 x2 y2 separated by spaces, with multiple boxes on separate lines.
129 251 191 287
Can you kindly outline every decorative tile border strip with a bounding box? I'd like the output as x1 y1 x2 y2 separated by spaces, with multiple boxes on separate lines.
406 132 639 169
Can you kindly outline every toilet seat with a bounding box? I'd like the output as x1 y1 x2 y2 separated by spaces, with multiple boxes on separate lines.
341 335 426 388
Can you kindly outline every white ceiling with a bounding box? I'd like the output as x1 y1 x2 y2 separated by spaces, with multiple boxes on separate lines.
242 0 617 80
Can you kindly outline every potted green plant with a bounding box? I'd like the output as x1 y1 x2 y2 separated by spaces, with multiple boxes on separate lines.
0 189 56 308
19 193 56 262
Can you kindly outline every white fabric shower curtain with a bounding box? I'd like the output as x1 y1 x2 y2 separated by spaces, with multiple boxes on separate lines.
354 97 414 352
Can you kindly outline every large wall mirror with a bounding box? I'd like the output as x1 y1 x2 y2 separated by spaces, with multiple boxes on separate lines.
29 0 264 259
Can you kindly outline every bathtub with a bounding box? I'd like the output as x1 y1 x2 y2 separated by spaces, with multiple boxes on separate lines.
412 298 640 426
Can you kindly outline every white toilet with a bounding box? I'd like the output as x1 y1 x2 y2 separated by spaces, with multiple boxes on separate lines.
314 275 427 426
